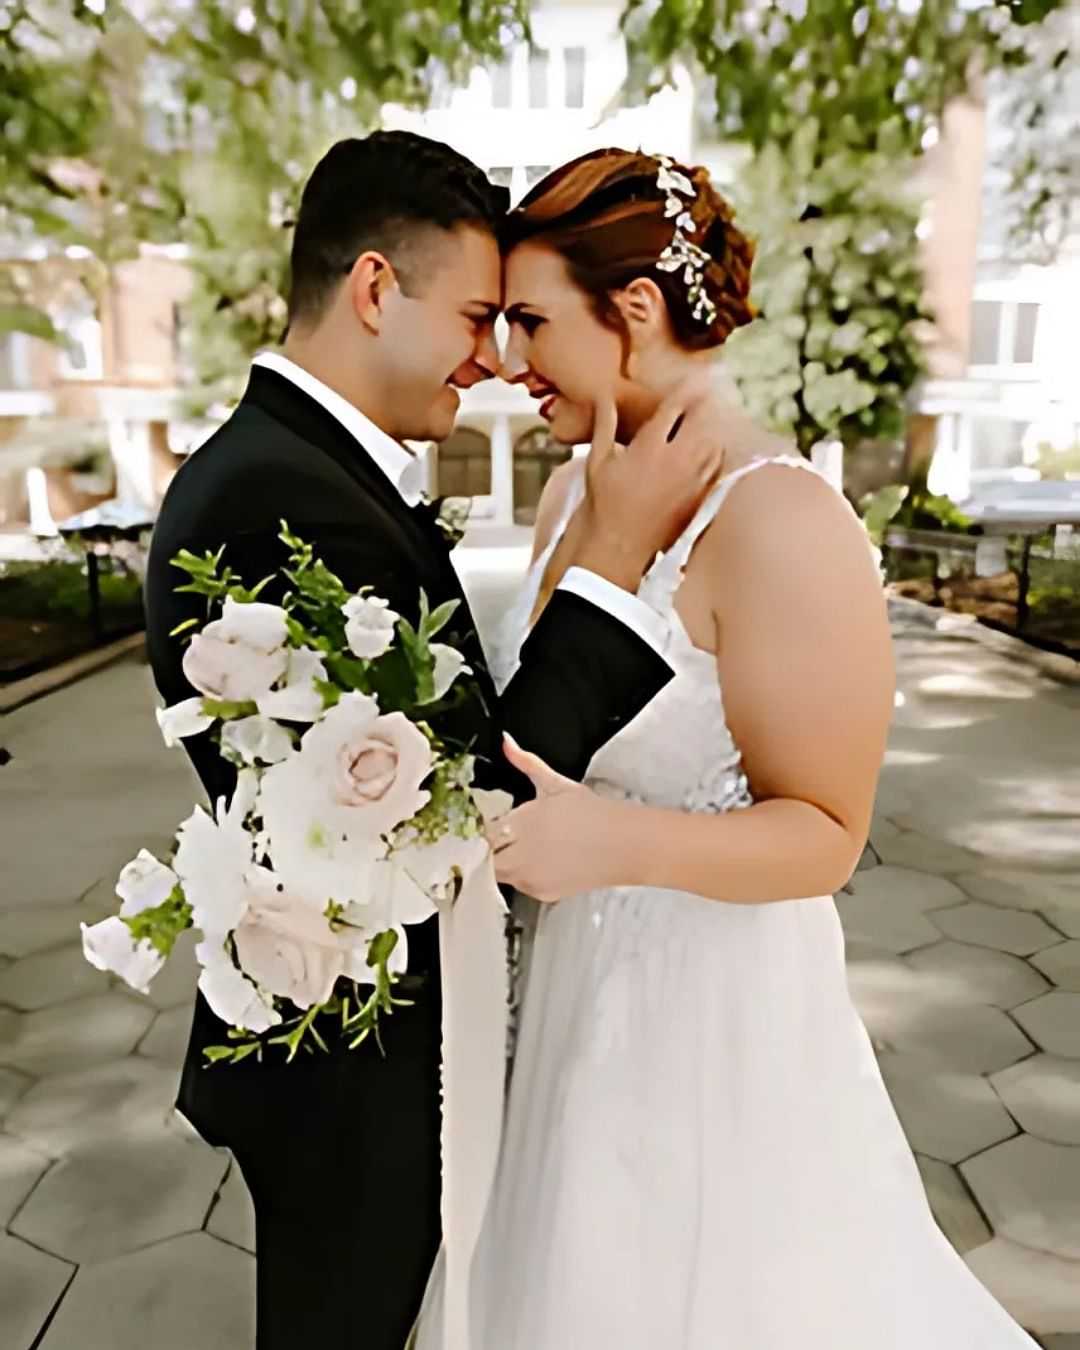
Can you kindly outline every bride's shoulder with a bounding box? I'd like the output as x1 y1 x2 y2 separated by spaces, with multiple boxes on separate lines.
695 453 868 573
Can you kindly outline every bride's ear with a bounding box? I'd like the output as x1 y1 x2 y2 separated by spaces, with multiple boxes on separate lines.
611 278 666 348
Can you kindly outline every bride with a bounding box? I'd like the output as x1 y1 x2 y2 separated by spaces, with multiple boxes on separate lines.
416 148 1039 1349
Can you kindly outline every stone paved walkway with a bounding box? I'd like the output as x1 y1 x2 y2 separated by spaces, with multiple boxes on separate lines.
0 581 1078 1349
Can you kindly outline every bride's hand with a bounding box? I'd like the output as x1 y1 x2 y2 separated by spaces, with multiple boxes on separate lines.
488 734 622 903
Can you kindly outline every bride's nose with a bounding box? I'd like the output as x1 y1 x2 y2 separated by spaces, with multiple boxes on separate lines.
497 326 530 384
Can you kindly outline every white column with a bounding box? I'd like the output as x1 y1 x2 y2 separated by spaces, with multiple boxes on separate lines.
490 414 514 526
109 417 155 509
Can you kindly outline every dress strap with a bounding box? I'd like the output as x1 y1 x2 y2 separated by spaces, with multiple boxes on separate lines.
645 454 833 608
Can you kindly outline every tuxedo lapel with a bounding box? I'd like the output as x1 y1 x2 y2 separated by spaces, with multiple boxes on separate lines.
242 364 470 622
243 365 420 529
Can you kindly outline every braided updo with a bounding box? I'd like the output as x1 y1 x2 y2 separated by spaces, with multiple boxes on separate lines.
500 148 756 353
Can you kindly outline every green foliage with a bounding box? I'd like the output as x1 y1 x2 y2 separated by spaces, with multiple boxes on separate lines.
621 0 1072 453
859 484 909 548
0 557 142 621
1 0 529 399
124 885 193 959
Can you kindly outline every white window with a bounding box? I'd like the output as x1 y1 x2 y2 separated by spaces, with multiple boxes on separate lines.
529 49 550 108
489 166 514 189
55 301 104 381
491 59 513 109
525 165 551 189
0 332 31 390
969 298 1042 374
564 47 586 109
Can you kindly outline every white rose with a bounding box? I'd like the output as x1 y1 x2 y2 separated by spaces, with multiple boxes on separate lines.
426 644 471 703
173 796 254 935
230 866 372 1010
196 933 281 1033
182 597 289 703
221 715 294 767
259 693 431 906
81 917 164 995
395 832 489 905
342 595 399 660
342 857 439 931
115 850 179 918
256 647 328 724
156 698 214 747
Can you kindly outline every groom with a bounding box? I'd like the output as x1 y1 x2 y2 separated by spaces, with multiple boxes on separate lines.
145 130 715 1349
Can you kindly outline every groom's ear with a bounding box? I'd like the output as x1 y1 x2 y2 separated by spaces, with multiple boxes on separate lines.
346 251 397 334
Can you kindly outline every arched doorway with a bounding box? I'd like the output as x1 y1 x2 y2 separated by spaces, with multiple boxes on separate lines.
435 427 492 499
514 427 573 525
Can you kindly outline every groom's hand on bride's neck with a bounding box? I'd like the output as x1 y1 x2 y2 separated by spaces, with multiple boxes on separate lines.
574 375 723 593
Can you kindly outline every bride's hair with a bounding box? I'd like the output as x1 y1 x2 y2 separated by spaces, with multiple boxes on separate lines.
500 148 756 353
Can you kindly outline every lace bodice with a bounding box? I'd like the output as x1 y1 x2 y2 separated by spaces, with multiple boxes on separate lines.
488 454 840 815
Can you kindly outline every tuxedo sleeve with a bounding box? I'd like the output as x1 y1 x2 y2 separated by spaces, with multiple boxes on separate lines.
497 585 674 786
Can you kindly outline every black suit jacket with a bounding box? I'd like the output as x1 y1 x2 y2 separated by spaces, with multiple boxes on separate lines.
145 367 670 1218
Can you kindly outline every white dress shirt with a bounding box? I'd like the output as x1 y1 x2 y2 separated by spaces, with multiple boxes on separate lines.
253 352 669 657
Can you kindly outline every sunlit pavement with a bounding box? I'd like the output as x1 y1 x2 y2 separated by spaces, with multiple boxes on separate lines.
1 561 1078 1348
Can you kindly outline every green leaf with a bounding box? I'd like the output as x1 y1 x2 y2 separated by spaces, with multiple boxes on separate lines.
423 598 460 641
200 698 258 720
169 618 201 638
123 884 193 959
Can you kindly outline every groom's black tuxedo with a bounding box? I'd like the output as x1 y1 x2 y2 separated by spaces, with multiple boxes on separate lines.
144 361 672 1350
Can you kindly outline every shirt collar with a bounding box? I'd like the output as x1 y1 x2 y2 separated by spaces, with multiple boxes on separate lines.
252 351 427 507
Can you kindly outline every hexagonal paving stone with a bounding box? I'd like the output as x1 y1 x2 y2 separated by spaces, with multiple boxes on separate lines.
877 998 1034 1074
0 1133 51 1225
1013 992 1080 1059
915 1154 991 1255
0 992 154 1077
6 1058 176 1157
878 1052 1018 1164
963 1135 1080 1260
11 1130 228 1265
932 903 1063 957
1032 941 1080 992
992 1056 1080 1147
0 1232 73 1350
38 1231 254 1350
0 899 114 959
876 831 983 876
956 870 1080 914
0 943 110 1012
872 781 915 821
955 871 1080 940
207 1160 256 1254
836 895 942 954
966 1237 1080 1335
906 941 1051 1010
848 865 971 913
141 928 199 1011
138 1005 193 1067
0 1065 31 1120
957 818 1080 874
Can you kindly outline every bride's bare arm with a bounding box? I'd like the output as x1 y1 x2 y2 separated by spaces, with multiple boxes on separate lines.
494 465 895 903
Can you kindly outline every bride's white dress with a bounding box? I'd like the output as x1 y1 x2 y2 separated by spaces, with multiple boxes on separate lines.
415 455 1039 1349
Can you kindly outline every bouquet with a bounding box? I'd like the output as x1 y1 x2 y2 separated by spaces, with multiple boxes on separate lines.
81 523 510 1066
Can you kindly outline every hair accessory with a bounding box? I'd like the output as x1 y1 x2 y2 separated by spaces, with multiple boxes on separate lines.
654 155 718 327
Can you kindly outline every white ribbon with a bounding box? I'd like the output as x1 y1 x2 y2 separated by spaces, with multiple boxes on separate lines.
435 857 509 1350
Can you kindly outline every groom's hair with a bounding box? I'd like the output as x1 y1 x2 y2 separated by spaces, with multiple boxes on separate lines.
287 132 509 324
